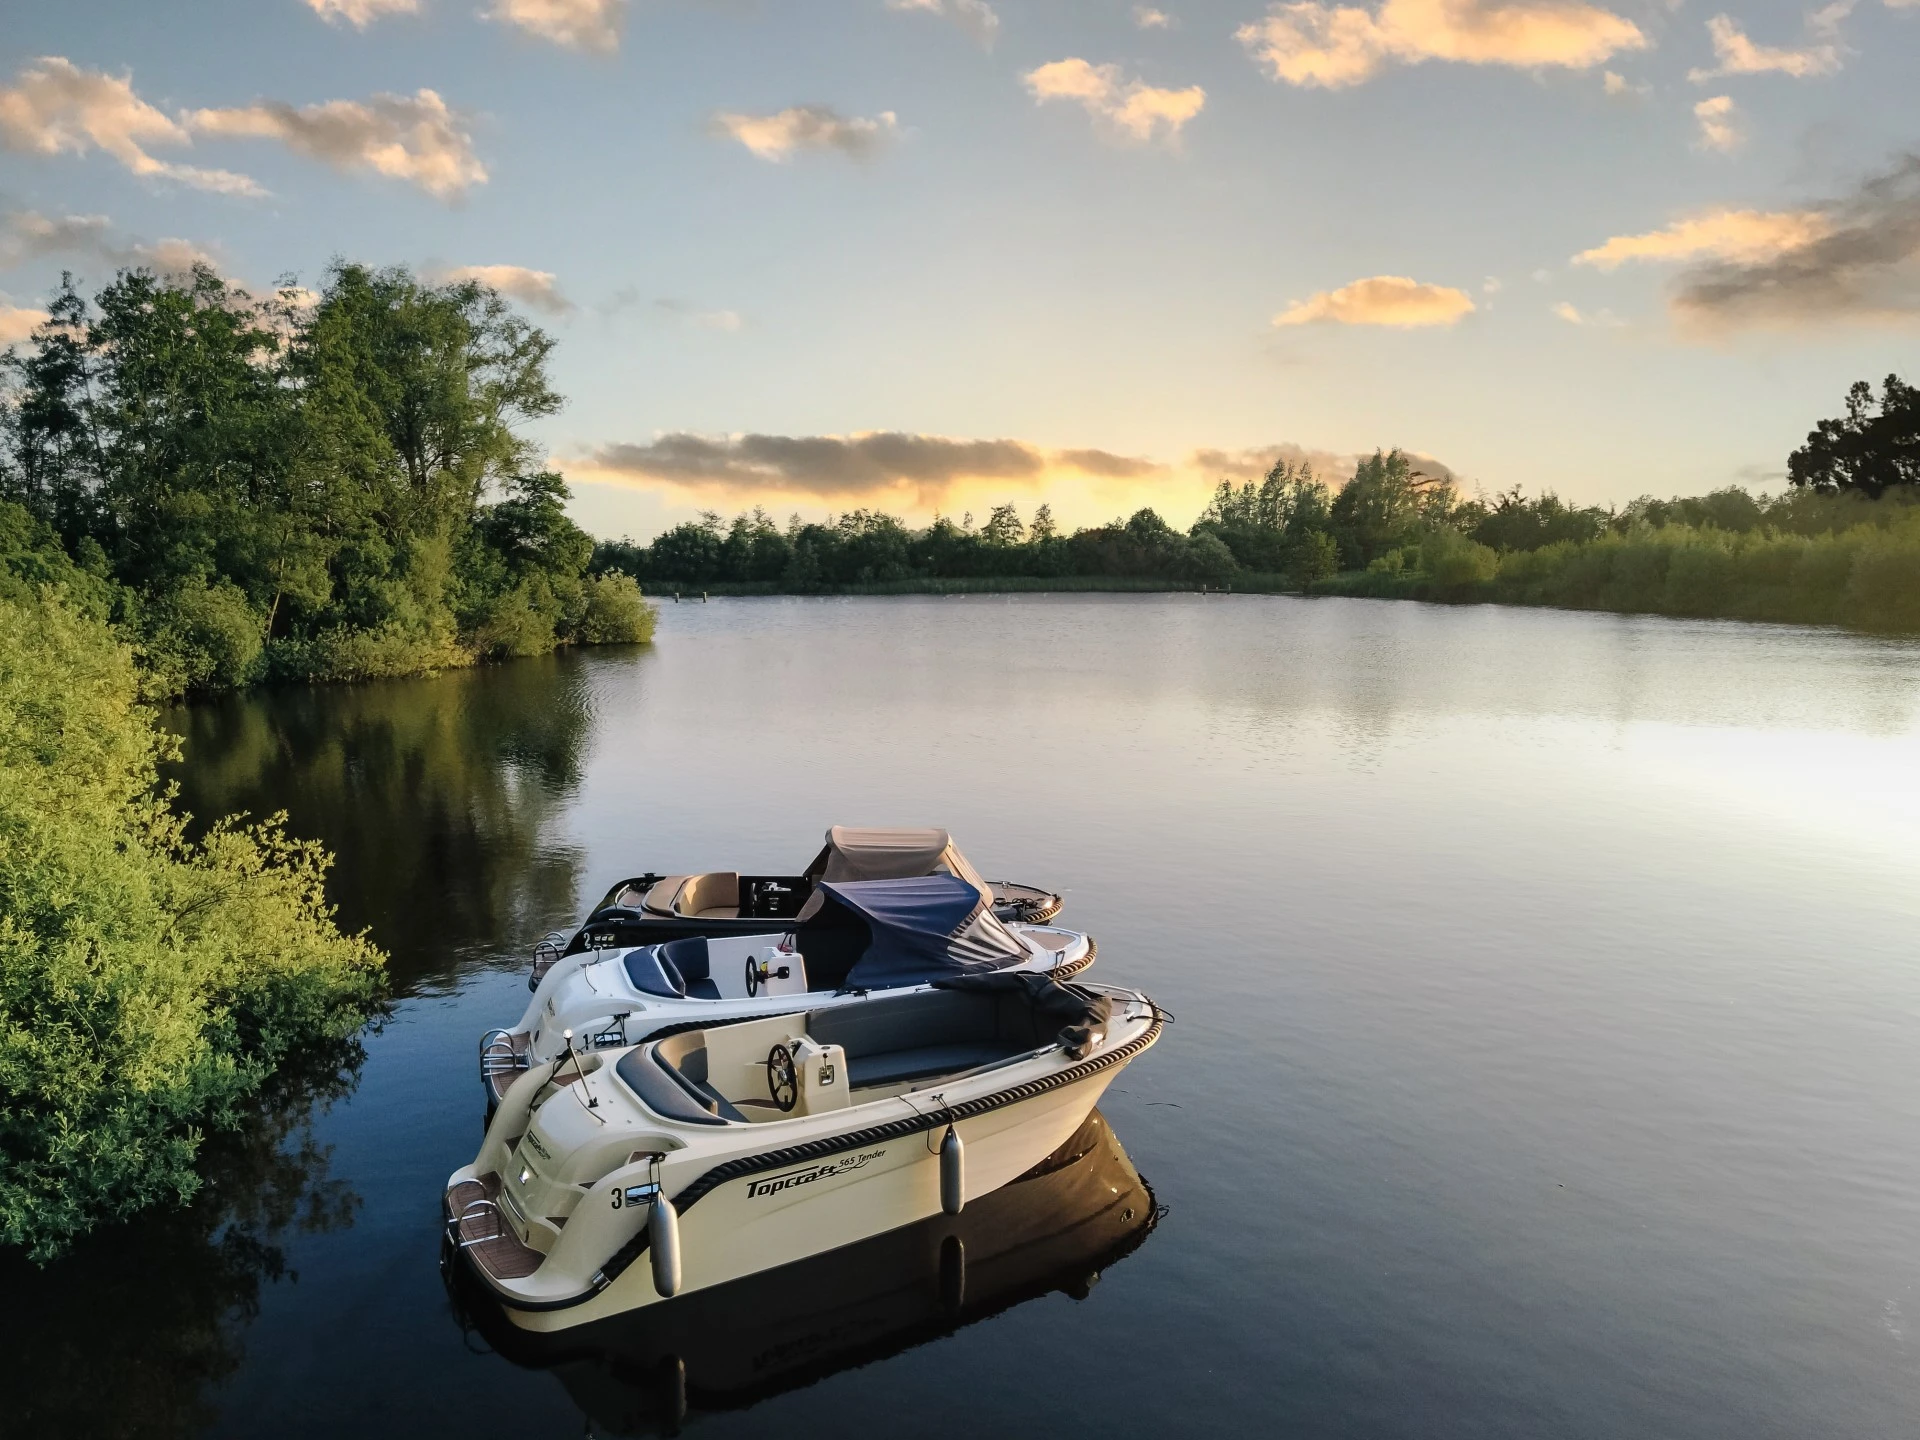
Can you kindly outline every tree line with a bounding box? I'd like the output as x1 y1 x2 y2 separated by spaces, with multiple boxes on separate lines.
1 263 653 697
594 375 1920 629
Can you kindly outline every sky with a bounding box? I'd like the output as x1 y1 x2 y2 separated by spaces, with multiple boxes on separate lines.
0 0 1914 539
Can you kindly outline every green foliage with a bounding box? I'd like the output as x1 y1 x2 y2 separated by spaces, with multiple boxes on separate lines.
579 571 656 644
1422 528 1499 590
0 263 653 698
1465 487 1610 551
1353 503 1920 630
1788 374 1920 498
0 588 384 1259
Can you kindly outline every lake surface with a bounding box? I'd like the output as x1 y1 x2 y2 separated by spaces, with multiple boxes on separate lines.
26 594 1920 1438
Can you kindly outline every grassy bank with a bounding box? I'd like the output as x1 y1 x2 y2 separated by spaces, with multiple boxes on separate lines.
1312 514 1920 631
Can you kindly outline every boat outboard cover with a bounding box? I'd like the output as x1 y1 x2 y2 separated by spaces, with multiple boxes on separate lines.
809 875 1029 989
932 972 1112 1059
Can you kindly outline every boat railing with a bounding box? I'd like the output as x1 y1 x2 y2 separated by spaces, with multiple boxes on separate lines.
480 1029 527 1086
456 1196 506 1247
529 931 568 990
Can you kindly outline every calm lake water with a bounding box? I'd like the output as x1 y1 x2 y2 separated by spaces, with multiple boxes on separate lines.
24 594 1920 1438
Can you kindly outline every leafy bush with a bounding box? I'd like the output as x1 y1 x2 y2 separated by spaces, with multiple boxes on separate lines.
579 572 656 644
0 588 384 1259
1422 529 1499 589
141 578 264 695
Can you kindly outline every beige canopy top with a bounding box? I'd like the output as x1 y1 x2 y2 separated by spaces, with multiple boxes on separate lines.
805 826 989 900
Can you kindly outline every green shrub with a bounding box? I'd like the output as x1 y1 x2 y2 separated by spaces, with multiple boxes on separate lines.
578 572 656 644
1421 529 1498 589
0 589 384 1259
140 579 264 695
1846 527 1920 631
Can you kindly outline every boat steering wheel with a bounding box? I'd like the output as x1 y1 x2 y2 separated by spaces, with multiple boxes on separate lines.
766 1044 799 1112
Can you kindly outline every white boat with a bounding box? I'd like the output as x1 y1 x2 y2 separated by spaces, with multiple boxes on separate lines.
446 1108 1157 1429
446 971 1163 1333
481 873 1095 1109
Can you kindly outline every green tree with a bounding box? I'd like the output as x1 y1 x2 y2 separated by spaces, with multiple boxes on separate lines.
1787 374 1919 498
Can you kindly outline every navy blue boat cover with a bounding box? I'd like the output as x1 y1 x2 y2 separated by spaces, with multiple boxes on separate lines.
816 875 1030 988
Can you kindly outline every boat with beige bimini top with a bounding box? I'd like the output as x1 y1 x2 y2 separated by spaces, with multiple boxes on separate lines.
445 967 1163 1333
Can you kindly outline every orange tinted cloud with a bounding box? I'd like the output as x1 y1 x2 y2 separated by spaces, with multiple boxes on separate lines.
572 431 1165 509
187 89 485 199
0 57 260 195
1274 275 1477 327
710 106 899 161
1688 6 1850 82
487 0 627 52
441 263 574 313
1236 0 1645 88
1574 208 1834 269
1024 59 1206 143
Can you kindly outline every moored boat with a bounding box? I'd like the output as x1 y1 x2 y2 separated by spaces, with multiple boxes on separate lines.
531 827 1063 986
445 1108 1158 1432
446 974 1162 1333
482 873 1095 1109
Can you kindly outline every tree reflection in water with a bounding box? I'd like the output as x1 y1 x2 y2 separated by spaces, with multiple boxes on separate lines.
161 652 600 993
0 1036 368 1439
447 1110 1161 1437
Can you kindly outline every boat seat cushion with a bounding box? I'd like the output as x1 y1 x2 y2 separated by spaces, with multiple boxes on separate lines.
845 1041 1013 1089
659 937 721 1000
675 872 740 917
642 876 694 916
615 1044 744 1124
624 946 684 998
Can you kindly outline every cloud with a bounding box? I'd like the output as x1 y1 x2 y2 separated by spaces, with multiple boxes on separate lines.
1191 443 1459 484
441 263 573 313
1668 154 1920 330
1687 4 1850 81
1692 94 1741 151
0 209 217 274
710 106 899 161
1135 5 1177 26
1574 208 1834 268
573 432 1164 505
0 57 262 195
0 304 47 345
1273 275 1476 327
1235 0 1645 89
186 89 486 199
654 298 743 331
486 0 627 53
886 0 1001 48
1023 59 1206 143
305 0 420 28
1551 300 1624 325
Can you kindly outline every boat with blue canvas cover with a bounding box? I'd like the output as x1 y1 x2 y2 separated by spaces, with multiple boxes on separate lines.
524 827 1064 990
481 873 1096 1109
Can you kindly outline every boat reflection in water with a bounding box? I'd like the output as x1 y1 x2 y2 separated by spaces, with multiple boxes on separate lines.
447 1108 1158 1434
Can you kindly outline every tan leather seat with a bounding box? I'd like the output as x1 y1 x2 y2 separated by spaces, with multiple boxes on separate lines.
642 876 694 916
677 872 741 918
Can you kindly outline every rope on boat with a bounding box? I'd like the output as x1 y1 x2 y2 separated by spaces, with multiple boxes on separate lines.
476 1006 1164 1311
